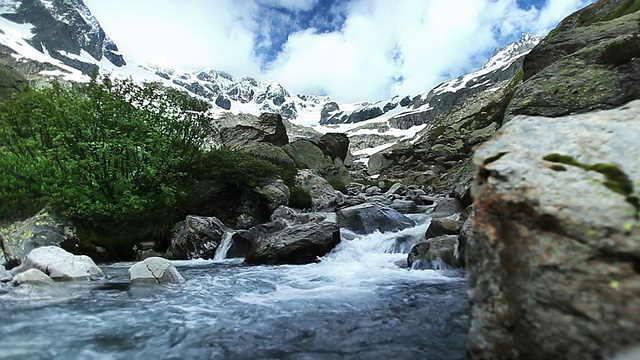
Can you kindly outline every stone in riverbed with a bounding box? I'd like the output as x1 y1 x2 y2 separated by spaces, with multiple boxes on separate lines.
337 203 415 235
128 257 185 285
241 214 341 265
426 218 465 239
23 246 104 281
13 268 54 286
408 235 459 270
167 215 227 260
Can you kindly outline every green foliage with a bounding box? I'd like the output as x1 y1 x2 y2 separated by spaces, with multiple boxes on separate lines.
0 76 216 227
196 149 281 188
289 186 312 210
327 178 348 194
602 0 640 21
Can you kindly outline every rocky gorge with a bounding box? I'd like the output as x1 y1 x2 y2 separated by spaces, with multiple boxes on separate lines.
0 0 640 358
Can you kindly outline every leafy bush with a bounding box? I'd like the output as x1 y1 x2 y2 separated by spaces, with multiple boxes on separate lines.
0 76 217 226
196 149 281 187
289 186 312 209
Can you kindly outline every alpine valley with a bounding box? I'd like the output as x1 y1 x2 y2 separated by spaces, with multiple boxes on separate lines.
0 0 639 359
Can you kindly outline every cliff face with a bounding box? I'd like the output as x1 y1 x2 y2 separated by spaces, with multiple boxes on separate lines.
467 1 640 358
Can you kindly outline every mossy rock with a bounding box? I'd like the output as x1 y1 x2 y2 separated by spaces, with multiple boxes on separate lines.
0 64 28 100
289 187 313 210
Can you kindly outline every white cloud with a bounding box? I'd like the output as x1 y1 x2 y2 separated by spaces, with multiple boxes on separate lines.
85 0 595 103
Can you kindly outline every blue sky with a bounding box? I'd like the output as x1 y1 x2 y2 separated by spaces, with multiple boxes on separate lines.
85 0 595 102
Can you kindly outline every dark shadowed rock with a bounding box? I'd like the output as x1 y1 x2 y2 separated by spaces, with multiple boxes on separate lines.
468 100 640 359
431 198 465 218
167 216 227 260
337 203 415 235
317 133 350 161
244 221 340 265
407 235 459 270
389 200 418 214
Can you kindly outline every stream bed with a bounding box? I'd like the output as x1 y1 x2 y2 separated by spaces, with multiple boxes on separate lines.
0 216 469 359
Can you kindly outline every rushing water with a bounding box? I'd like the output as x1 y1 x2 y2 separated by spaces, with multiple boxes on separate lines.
0 215 469 359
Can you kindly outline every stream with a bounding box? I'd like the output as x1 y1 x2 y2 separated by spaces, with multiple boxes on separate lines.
0 215 469 359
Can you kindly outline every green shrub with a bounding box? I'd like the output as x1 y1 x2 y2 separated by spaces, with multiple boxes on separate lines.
196 149 281 187
289 186 313 209
0 76 215 227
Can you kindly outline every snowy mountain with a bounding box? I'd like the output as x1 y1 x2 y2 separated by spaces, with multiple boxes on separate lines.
0 0 540 161
0 0 124 76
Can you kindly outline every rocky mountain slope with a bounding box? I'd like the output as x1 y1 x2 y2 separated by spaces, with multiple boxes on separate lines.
0 0 124 83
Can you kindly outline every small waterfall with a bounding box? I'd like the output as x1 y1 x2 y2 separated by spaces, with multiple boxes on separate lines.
213 230 236 261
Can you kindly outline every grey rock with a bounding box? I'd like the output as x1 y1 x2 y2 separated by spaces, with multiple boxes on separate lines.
24 246 104 281
167 216 227 260
295 170 344 211
407 235 459 270
337 203 415 235
389 200 418 214
386 183 408 197
468 100 640 359
426 218 465 239
13 268 53 286
255 178 290 213
456 209 473 268
283 139 351 186
365 186 382 196
345 182 366 196
431 198 465 218
221 112 289 149
244 220 340 265
129 257 185 285
215 95 231 110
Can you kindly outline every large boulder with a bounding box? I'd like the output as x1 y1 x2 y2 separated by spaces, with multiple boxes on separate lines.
0 210 75 268
468 101 640 359
243 219 341 265
426 218 465 239
337 203 415 235
220 112 289 148
283 139 351 185
295 170 343 211
317 133 350 161
507 5 640 120
407 235 459 270
167 216 228 260
23 246 104 281
456 209 474 268
128 257 185 285
255 178 290 213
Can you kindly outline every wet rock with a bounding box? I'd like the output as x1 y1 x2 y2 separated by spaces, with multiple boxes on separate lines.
337 203 415 235
295 170 344 211
129 257 185 285
468 100 640 359
244 220 340 265
23 246 104 281
0 209 75 268
13 268 53 286
426 218 465 239
167 216 227 260
408 235 459 270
